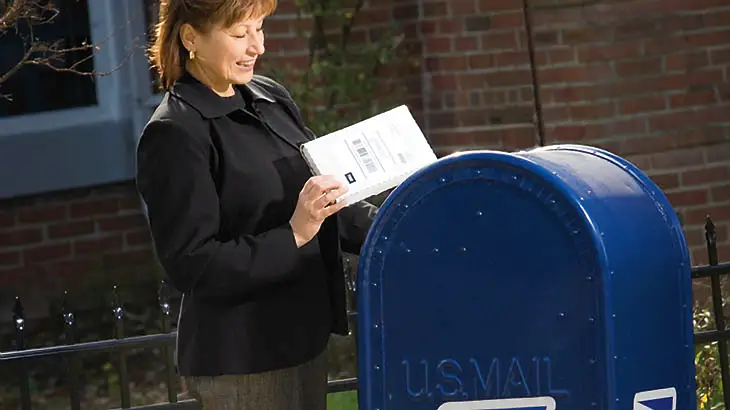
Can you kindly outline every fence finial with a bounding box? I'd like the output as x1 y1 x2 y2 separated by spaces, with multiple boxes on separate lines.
705 215 718 266
13 296 25 333
158 280 171 317
112 285 124 321
61 290 75 328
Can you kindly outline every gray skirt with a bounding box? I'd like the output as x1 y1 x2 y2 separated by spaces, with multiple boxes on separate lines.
184 349 328 410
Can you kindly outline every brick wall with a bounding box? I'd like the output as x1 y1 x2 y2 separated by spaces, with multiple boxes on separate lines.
1 0 728 316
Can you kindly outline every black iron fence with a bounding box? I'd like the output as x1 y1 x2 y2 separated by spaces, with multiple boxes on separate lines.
1 216 729 409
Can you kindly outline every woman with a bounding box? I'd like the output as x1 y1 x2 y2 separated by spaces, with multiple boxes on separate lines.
136 0 378 408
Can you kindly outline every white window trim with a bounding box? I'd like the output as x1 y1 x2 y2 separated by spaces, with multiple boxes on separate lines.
0 0 128 137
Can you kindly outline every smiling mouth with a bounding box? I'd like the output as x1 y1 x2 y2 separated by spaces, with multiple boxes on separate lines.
237 61 255 67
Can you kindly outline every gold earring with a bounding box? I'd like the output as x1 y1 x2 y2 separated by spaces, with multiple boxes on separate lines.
189 50 195 60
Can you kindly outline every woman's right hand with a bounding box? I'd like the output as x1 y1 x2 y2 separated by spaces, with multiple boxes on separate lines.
289 175 349 247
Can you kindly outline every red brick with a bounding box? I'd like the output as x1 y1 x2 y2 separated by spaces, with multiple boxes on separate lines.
24 243 71 263
620 136 672 156
482 32 518 50
703 10 730 28
615 58 662 78
438 20 460 34
568 102 616 120
48 220 95 239
467 52 529 70
686 205 730 225
74 234 124 255
0 211 15 228
465 70 532 88
426 37 452 54
0 228 43 247
454 36 478 52
423 1 447 18
431 74 458 89
561 27 609 45
102 249 156 270
537 64 613 84
489 12 523 30
450 0 477 15
545 118 645 141
427 56 468 71
264 19 292 35
577 42 642 62
686 29 730 48
666 189 710 207
649 173 681 191
712 185 730 202
70 198 119 219
126 230 152 247
119 195 142 211
670 91 717 108
46 258 104 277
548 48 575 64
666 52 710 72
478 0 519 12
711 47 730 65
619 96 666 115
677 0 730 11
626 154 651 170
707 143 730 163
17 205 67 224
682 165 730 187
651 148 705 170
648 104 730 132
0 251 21 267
429 132 477 147
98 215 148 232
476 126 537 151
542 106 570 122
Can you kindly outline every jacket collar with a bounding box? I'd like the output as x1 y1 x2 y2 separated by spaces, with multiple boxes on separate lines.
169 71 275 118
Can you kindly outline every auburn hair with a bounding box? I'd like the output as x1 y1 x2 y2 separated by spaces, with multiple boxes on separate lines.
148 0 277 90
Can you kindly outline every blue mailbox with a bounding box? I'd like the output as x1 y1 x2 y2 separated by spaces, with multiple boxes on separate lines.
356 144 696 410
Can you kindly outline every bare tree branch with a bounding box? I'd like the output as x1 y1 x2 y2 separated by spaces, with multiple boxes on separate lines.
0 0 135 101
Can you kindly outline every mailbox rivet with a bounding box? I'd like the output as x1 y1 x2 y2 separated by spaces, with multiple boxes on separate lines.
587 189 592 195
374 365 380 370
440 177 446 183
383 236 388 240
476 210 483 216
589 359 596 364
372 282 378 287
433 248 439 253
586 276 592 281
512 175 518 180
374 324 380 329
612 314 617 318
460 247 467 252
588 317 595 323
558 312 566 318
377 250 383 255
579 196 584 201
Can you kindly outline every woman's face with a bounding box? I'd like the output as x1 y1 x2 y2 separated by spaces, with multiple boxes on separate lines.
181 15 266 95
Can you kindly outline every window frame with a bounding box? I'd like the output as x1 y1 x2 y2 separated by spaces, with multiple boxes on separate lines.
0 0 132 138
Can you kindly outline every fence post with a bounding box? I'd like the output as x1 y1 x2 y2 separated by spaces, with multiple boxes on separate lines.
61 291 82 410
13 297 31 410
158 280 178 403
112 286 131 408
705 215 730 407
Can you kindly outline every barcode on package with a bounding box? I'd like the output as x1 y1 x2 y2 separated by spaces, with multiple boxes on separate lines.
352 137 378 174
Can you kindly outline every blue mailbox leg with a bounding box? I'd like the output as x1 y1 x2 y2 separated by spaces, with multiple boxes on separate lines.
356 144 696 410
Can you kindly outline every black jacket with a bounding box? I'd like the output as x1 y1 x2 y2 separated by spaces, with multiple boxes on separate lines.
136 72 377 376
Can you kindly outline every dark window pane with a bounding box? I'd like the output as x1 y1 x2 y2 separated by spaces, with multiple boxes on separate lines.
0 0 97 117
